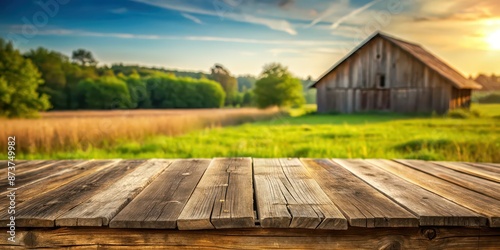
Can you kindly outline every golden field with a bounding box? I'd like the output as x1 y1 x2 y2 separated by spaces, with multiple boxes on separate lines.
0 108 283 154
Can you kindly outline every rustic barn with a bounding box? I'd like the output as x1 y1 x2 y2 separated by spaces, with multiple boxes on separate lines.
311 32 482 114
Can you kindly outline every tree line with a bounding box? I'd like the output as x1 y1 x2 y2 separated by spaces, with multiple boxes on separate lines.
0 37 315 118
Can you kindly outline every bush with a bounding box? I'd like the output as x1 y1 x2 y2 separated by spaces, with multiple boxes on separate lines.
146 75 225 108
477 93 500 104
77 76 132 109
254 63 305 108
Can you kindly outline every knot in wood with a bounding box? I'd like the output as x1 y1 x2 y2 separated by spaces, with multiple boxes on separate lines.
422 228 436 240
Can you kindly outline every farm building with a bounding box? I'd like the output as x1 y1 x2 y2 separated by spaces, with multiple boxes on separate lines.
311 32 482 114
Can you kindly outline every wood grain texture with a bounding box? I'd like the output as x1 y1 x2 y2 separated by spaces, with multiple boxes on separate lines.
465 162 500 174
110 159 210 229
0 160 84 191
397 159 500 200
466 163 500 172
0 160 51 177
301 158 418 227
0 160 115 226
177 158 255 230
378 159 500 227
56 159 173 226
210 158 255 229
433 161 500 183
0 160 142 227
0 160 28 174
3 227 499 249
0 160 108 204
333 159 486 227
254 158 347 229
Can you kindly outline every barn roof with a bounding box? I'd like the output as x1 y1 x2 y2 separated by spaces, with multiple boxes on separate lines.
310 32 482 90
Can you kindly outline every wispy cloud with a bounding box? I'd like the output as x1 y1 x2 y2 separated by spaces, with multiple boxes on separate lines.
181 13 203 24
131 0 297 35
330 0 382 29
9 27 347 47
239 14 297 35
269 47 344 56
110 7 128 14
307 0 348 28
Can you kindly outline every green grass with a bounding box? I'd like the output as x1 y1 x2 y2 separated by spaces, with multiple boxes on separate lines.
13 104 500 162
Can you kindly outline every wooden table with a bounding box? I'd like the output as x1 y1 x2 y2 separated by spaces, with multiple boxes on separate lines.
1 158 499 249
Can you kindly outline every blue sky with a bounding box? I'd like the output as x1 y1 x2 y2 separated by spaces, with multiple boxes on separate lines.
1 0 499 78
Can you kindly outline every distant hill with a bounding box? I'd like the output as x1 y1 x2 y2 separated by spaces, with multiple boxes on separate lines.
473 74 500 91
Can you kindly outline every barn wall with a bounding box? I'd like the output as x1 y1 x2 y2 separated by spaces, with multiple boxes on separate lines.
315 36 464 114
450 88 472 109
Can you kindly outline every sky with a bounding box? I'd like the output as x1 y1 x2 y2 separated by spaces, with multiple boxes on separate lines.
0 0 499 78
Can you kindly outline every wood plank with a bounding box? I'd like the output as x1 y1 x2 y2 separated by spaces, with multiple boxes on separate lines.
433 161 500 183
376 159 499 227
177 158 255 230
12 160 60 175
0 160 50 177
254 158 347 229
109 159 210 229
0 160 144 227
0 160 85 191
333 159 486 226
0 160 26 169
4 227 500 249
56 159 173 226
210 158 255 229
0 160 116 225
301 158 418 227
397 160 500 200
465 162 500 174
0 160 109 204
485 163 500 168
253 158 290 228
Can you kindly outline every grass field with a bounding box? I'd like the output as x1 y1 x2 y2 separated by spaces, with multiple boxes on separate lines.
0 108 283 154
6 104 499 162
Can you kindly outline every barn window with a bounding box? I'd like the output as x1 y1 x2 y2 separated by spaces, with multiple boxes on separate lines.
378 74 386 88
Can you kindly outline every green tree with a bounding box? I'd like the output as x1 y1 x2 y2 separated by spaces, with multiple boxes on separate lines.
77 76 131 109
72 49 97 66
0 39 50 117
125 76 150 108
25 47 70 109
146 75 225 109
242 91 254 106
253 63 305 108
237 75 257 92
210 64 237 106
301 76 317 104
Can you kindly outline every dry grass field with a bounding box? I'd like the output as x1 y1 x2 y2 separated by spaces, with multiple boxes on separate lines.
0 108 283 154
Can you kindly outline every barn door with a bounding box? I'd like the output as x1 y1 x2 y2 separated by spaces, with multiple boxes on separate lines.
374 73 390 111
375 89 391 110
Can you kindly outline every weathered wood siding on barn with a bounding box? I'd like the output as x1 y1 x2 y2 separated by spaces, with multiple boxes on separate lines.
316 36 470 114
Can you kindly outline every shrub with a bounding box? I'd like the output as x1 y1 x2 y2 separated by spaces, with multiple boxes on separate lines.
477 93 500 104
146 75 225 108
77 76 132 109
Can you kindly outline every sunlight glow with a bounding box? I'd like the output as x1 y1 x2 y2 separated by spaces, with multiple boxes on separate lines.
487 29 500 50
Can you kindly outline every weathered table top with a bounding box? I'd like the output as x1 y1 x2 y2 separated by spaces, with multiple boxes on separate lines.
1 158 499 230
